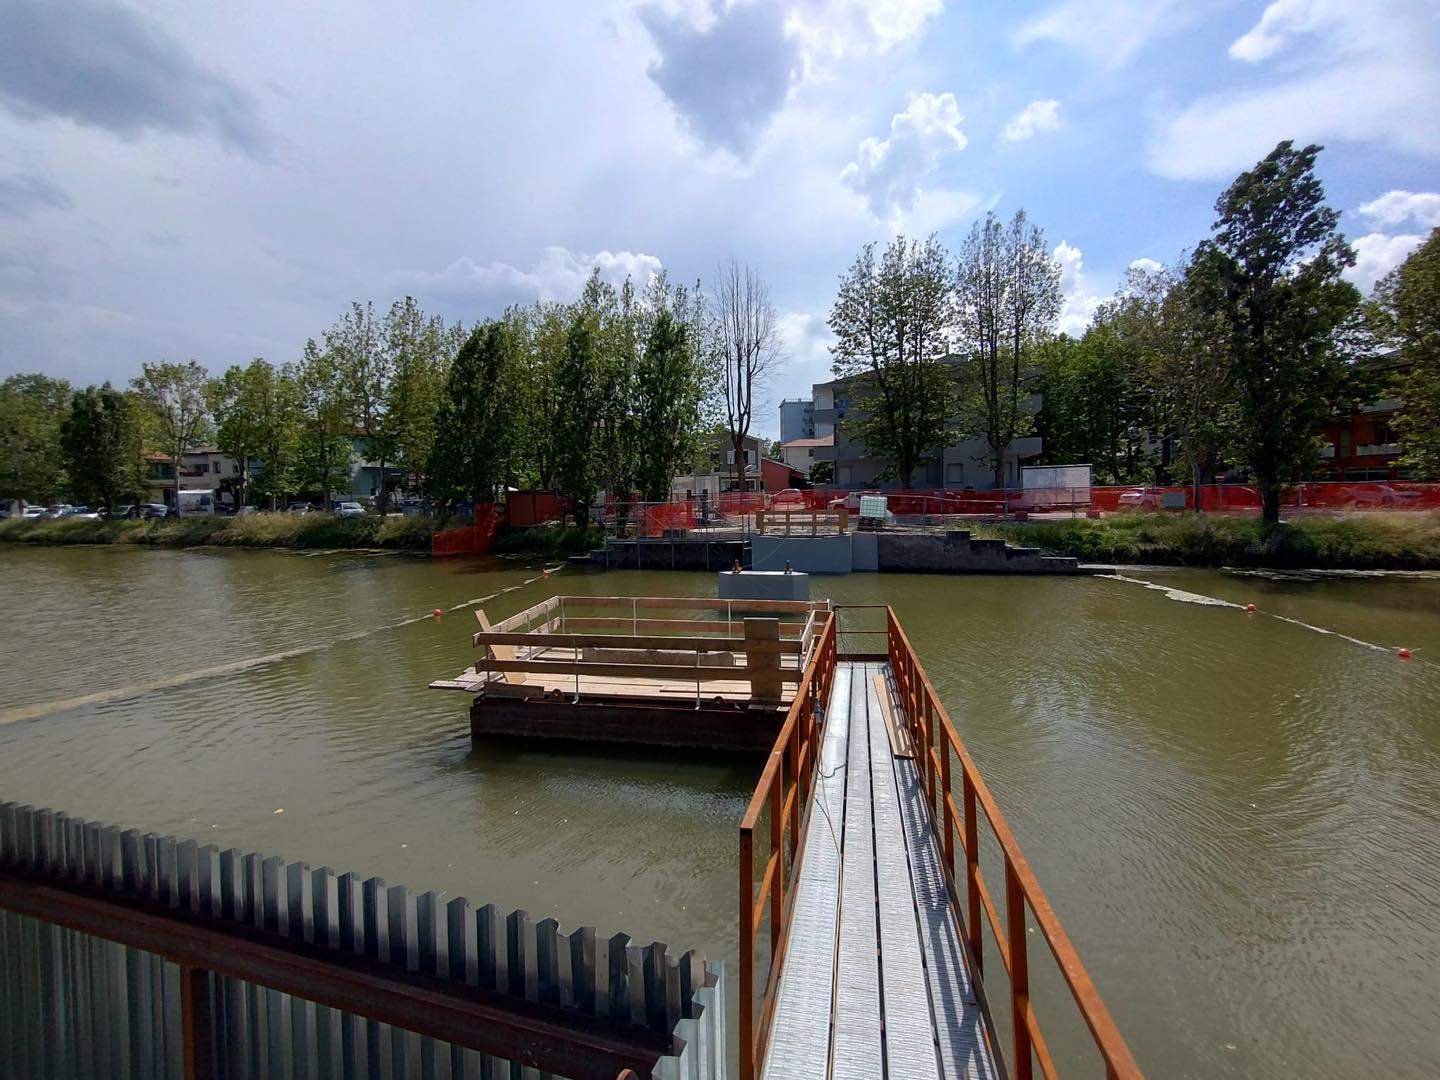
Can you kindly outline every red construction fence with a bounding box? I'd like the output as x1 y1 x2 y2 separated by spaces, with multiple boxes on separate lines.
431 504 499 557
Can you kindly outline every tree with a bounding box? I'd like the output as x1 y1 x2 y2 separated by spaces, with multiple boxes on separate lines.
956 210 1061 489
132 361 212 510
59 384 146 512
634 307 705 500
1034 329 1150 483
713 259 781 492
211 359 304 509
383 297 455 499
829 235 960 488
809 459 834 485
1189 141 1362 523
0 373 71 506
1371 228 1440 478
296 339 354 508
428 321 522 516
329 302 395 513
554 308 602 528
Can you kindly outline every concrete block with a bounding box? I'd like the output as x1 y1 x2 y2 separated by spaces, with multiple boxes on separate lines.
749 534 853 574
718 569 810 602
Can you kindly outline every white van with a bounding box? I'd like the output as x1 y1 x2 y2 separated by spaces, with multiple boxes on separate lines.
175 490 216 517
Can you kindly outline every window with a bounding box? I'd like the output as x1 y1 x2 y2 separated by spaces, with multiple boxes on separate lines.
946 463 964 483
837 465 852 485
1339 430 1352 455
1373 421 1393 445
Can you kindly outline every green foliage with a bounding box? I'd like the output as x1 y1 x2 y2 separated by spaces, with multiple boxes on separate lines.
830 234 962 488
0 372 71 504
1188 141 1362 523
554 308 601 526
0 512 436 550
211 358 305 508
1034 324 1153 484
58 384 148 511
295 338 355 505
427 321 521 511
383 296 460 496
809 459 834 485
634 308 706 500
1371 228 1440 479
981 511 1440 569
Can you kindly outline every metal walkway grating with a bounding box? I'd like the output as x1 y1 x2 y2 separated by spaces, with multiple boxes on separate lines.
762 662 998 1080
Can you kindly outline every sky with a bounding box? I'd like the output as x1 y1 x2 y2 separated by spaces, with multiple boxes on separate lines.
2 0 1438 438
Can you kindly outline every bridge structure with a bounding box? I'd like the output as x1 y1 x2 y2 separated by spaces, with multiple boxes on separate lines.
739 606 1143 1080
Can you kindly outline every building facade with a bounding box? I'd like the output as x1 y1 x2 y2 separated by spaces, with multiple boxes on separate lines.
778 399 815 444
145 449 243 506
808 374 1042 490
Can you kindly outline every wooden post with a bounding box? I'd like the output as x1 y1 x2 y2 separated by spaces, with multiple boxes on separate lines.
180 964 214 1080
964 772 982 975
744 618 783 702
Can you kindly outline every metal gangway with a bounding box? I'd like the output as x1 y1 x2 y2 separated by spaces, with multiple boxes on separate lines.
739 607 1144 1080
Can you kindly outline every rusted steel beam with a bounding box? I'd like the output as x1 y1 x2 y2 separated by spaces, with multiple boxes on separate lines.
0 869 665 1080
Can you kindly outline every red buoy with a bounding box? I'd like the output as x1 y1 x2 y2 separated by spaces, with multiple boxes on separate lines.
1398 647 1412 660
1246 603 1257 613
432 608 442 619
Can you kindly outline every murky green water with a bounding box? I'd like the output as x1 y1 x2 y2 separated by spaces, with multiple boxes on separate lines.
1 547 1438 1077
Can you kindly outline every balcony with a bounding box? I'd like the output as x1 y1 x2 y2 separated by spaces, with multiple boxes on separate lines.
1356 442 1401 457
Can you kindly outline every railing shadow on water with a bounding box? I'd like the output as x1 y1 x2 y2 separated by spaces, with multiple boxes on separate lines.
736 604 1144 1080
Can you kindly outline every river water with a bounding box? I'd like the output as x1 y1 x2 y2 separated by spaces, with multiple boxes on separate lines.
1 546 1438 1078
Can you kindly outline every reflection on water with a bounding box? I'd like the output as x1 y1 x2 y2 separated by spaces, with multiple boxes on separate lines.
1 547 1438 1078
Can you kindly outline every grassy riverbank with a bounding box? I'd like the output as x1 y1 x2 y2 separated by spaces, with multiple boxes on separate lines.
0 514 436 551
981 511 1440 569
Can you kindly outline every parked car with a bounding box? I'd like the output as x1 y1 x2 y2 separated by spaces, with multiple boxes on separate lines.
235 505 259 517
828 490 885 512
1348 484 1423 507
1118 488 1163 510
138 503 169 519
334 501 366 519
38 504 73 520
287 502 313 515
63 506 101 520
770 488 808 508
106 505 134 520
22 506 46 520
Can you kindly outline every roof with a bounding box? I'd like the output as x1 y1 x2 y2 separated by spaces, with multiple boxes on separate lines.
781 435 835 448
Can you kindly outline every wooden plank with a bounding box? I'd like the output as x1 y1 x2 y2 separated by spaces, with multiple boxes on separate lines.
556 596 827 614
473 631 801 654
562 617 809 635
475 610 525 684
865 670 941 1080
760 663 853 1080
873 674 915 759
744 618 784 703
831 664 882 1080
478 658 805 684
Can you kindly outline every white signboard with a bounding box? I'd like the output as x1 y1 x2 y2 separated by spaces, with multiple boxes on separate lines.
1021 465 1092 508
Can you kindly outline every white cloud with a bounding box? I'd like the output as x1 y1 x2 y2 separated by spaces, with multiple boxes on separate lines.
1128 257 1164 275
1000 99 1062 143
773 310 836 406
1150 1 1440 180
1053 240 1105 335
399 247 663 308
1347 232 1423 294
1358 190 1440 230
840 91 967 222
788 0 943 67
1014 0 1181 67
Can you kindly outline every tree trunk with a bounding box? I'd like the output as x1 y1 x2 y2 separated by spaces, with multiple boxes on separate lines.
1261 484 1282 525
173 457 181 515
378 452 388 517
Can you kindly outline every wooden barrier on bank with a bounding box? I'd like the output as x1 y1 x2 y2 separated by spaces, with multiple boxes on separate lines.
754 509 848 536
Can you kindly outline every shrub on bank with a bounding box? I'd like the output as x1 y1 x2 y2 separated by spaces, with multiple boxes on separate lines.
0 513 435 551
490 524 597 557
980 511 1440 569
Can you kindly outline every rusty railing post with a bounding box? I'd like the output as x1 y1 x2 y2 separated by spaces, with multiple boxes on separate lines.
963 770 982 975
1006 858 1033 1080
739 827 755 1080
770 781 784 959
181 964 214 1080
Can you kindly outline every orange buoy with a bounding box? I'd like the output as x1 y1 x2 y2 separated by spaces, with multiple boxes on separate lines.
1246 603 1257 613
432 608 442 618
1398 647 1412 659
542 568 551 578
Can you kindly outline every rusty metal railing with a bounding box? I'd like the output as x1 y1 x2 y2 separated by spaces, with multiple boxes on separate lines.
885 606 1142 1080
737 610 837 1080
